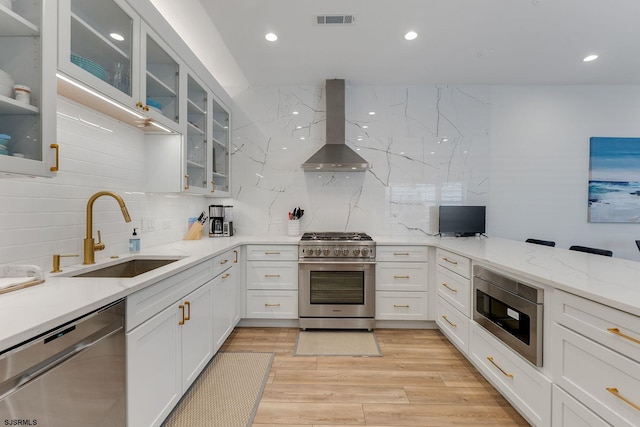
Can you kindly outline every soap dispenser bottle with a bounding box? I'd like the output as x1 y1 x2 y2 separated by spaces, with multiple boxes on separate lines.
129 228 140 253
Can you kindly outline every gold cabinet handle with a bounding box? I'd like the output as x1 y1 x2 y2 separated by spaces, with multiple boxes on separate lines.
136 101 144 109
184 174 190 189
220 259 228 265
51 253 79 273
179 304 185 325
264 251 280 255
50 143 59 171
441 315 457 328
222 273 231 279
441 283 458 293
443 257 458 265
233 249 238 263
487 356 514 379
607 328 640 346
210 180 215 193
393 304 410 308
184 301 191 321
264 303 281 307
606 387 640 411
394 252 410 256
394 275 410 279
264 274 281 278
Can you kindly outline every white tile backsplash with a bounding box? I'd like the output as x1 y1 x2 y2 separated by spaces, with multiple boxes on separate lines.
0 97 207 272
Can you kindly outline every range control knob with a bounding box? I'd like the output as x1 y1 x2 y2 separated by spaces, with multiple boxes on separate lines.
342 248 349 256
323 247 330 256
353 248 361 256
334 247 341 256
315 247 322 256
361 247 370 257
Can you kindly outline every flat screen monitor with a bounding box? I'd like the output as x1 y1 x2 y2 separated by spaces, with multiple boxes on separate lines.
438 205 486 237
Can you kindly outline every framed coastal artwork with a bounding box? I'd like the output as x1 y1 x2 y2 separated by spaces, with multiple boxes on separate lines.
588 137 640 223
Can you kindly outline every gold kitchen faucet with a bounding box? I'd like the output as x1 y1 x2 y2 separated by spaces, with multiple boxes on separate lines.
83 191 132 264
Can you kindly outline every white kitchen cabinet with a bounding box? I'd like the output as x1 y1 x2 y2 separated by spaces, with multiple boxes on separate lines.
212 248 239 352
436 261 471 317
209 96 231 195
0 0 57 177
435 248 471 279
246 245 298 319
435 296 469 354
551 290 640 427
127 281 213 427
375 245 428 321
469 322 552 427
552 385 611 427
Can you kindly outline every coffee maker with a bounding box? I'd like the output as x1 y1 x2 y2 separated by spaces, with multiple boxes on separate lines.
223 205 234 236
209 205 224 237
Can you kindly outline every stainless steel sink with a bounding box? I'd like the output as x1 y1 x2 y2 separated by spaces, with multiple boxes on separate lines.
69 258 182 278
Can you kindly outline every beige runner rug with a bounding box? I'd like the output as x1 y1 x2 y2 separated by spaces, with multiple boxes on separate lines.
162 352 274 427
294 330 382 356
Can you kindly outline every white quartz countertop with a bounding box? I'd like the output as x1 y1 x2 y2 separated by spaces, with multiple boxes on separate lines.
1 234 639 351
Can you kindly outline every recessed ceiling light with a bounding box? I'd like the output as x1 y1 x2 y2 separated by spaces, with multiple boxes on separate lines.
265 32 278 42
300 137 305 140
583 54 599 62
110 33 125 41
282 147 288 150
362 125 368 129
404 31 418 41
296 126 302 129
292 111 299 115
368 111 376 115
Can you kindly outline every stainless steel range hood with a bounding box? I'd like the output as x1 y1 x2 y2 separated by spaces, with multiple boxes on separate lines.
301 79 370 172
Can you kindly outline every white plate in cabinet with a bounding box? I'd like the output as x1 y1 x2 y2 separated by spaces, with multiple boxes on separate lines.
436 249 470 279
552 324 640 427
436 296 469 355
436 266 471 317
552 385 611 427
469 323 552 427
246 290 298 319
246 261 298 290
376 245 428 262
552 290 640 364
375 291 428 320
376 262 428 291
246 245 298 261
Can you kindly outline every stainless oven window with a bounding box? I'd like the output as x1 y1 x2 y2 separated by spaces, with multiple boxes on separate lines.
476 289 531 345
310 271 365 304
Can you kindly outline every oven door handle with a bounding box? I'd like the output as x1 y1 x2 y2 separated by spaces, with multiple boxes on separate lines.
298 261 377 265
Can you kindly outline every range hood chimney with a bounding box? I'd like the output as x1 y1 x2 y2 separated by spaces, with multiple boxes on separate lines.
301 79 370 172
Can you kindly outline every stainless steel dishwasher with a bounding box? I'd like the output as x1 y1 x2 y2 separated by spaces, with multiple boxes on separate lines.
0 299 125 426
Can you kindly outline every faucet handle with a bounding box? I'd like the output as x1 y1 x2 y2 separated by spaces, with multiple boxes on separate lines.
94 230 106 251
51 253 80 273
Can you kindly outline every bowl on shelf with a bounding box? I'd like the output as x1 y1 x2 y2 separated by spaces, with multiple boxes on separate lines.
70 54 106 81
0 69 15 98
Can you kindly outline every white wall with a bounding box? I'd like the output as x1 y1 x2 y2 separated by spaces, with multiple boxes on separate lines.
0 98 207 272
489 85 640 260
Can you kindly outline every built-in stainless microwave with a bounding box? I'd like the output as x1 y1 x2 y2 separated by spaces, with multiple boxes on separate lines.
472 266 543 367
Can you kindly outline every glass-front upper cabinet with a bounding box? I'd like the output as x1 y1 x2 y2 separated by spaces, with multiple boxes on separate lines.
185 74 207 193
58 0 138 107
0 0 56 177
211 98 230 195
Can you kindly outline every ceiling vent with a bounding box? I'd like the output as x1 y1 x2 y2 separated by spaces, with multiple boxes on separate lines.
316 15 355 25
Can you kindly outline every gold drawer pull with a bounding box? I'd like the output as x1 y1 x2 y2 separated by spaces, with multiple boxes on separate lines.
184 301 191 321
441 315 457 328
179 304 185 325
606 387 640 411
443 257 458 265
264 303 281 307
50 143 59 172
393 304 410 308
441 283 458 293
394 275 410 279
222 273 231 279
607 328 640 346
220 259 229 265
184 174 190 190
264 251 280 255
265 274 281 278
394 252 410 256
487 356 514 379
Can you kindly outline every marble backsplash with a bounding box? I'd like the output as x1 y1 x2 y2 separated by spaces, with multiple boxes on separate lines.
229 85 490 236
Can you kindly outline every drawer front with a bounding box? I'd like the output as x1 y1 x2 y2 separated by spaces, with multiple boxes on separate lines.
376 245 428 262
436 248 470 279
469 323 552 427
436 265 471 317
376 262 428 291
213 249 236 278
553 289 640 364
436 296 469 355
126 261 212 331
375 291 428 320
552 385 611 427
246 261 298 290
552 324 640 427
246 245 298 261
246 290 298 319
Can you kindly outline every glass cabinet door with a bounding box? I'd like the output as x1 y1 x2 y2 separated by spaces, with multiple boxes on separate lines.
67 0 135 99
185 74 207 192
143 27 180 128
211 98 230 194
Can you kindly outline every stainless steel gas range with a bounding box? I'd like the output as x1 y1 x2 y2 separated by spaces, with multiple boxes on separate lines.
298 232 376 330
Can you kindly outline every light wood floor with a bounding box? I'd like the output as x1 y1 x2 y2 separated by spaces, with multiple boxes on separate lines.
221 327 531 426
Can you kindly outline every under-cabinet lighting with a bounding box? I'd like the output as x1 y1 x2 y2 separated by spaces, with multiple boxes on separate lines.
150 121 172 133
56 73 146 119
